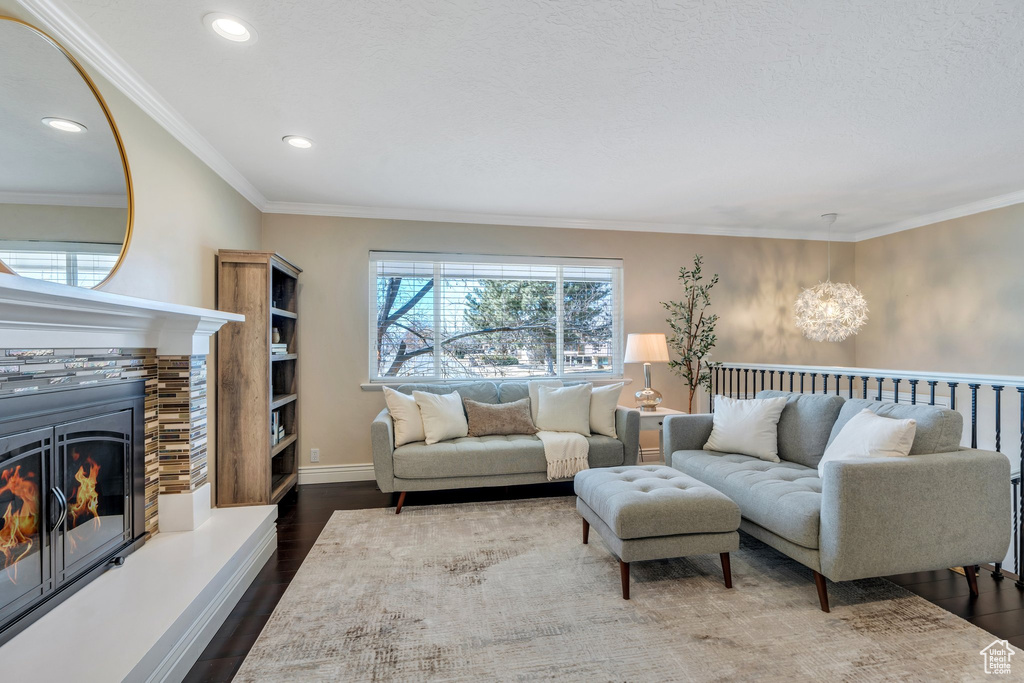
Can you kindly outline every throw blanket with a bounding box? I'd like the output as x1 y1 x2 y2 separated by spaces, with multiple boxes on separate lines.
536 431 589 481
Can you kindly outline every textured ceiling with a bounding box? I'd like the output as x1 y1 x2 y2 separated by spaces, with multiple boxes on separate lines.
46 0 1024 235
0 18 125 202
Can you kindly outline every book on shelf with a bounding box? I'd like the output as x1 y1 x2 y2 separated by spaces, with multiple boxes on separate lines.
271 343 289 355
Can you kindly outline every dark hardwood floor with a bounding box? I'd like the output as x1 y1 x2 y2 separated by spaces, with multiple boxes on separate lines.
185 481 1024 682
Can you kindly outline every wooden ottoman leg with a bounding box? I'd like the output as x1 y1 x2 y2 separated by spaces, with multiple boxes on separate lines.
582 518 590 544
964 565 980 597
813 571 830 612
720 552 732 589
620 560 630 600
395 491 406 515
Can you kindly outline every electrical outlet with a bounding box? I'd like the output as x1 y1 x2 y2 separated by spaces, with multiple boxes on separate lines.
310 448 320 463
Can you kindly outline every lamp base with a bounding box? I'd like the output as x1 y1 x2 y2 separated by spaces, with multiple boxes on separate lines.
635 387 663 412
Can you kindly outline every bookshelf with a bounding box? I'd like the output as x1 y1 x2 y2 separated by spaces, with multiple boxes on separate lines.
216 250 302 506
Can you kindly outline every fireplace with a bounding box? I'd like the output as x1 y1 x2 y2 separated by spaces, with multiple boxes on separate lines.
0 381 146 645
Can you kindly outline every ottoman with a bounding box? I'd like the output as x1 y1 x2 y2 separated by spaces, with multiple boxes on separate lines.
574 465 741 599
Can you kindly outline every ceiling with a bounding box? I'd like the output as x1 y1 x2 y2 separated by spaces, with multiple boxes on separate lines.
16 0 1024 239
0 17 126 205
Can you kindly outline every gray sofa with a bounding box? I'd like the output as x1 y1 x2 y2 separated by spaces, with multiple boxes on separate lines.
663 390 1011 611
372 381 641 512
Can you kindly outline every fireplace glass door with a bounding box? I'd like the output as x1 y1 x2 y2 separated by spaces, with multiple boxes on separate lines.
0 428 51 625
55 411 131 584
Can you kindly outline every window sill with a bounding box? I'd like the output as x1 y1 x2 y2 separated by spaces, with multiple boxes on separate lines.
360 377 633 392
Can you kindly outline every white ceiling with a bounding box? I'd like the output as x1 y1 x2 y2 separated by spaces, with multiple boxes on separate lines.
18 0 1024 239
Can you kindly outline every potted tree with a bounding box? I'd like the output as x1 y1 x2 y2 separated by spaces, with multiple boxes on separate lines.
662 255 719 414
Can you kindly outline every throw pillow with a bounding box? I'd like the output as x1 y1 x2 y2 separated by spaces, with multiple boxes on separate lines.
589 383 623 438
413 390 469 445
464 398 538 437
528 379 563 423
817 408 917 477
535 384 592 435
704 395 789 462
382 386 425 447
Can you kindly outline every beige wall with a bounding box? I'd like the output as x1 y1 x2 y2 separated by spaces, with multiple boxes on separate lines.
261 214 856 468
0 203 128 244
854 203 1024 375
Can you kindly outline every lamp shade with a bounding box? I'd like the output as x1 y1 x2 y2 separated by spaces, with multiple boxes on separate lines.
623 333 670 364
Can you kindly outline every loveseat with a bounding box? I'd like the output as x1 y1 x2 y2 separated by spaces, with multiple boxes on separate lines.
372 381 641 510
663 390 1011 611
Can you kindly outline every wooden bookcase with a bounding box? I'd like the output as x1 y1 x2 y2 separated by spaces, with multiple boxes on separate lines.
216 250 302 506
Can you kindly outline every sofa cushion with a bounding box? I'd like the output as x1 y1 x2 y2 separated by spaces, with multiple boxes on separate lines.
670 450 822 549
393 434 624 479
396 381 499 407
756 390 845 468
827 399 962 455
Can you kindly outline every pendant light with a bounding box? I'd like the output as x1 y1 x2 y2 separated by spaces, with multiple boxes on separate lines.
793 213 868 342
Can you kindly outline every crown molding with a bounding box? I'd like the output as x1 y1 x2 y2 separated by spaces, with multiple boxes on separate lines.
853 189 1024 241
0 191 127 208
15 0 268 210
262 201 859 242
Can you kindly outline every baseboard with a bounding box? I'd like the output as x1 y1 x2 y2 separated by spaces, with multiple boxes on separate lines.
298 462 376 485
145 513 277 683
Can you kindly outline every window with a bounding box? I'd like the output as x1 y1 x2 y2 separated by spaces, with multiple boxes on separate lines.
370 252 623 382
0 242 120 288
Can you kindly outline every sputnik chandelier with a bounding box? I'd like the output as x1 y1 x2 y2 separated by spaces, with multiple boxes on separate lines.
793 213 868 343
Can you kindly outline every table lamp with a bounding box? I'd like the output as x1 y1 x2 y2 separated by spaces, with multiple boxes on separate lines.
623 333 670 411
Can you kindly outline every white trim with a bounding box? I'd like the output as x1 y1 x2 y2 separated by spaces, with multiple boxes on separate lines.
157 482 213 532
719 362 1024 388
360 377 633 391
0 191 127 208
371 251 623 268
856 189 1024 241
298 462 376 484
15 0 268 210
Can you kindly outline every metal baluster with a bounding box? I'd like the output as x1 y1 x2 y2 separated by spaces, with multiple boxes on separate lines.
847 375 855 399
788 371 795 392
876 377 884 402
928 380 937 405
810 372 816 394
948 382 958 411
1013 476 1019 580
909 379 918 405
1017 386 1024 590
799 372 805 393
822 373 828 395
893 378 901 403
759 369 766 395
861 376 869 399
834 373 841 396
728 368 734 398
744 369 749 399
969 384 980 449
994 386 1004 452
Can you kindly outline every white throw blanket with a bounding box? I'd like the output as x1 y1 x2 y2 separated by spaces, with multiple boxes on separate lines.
536 431 589 481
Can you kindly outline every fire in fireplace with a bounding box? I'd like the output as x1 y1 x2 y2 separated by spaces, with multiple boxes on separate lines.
0 381 146 645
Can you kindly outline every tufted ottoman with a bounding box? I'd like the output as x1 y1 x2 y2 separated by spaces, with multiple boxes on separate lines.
574 465 741 599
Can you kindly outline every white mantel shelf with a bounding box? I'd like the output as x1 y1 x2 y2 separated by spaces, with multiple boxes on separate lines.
0 273 244 355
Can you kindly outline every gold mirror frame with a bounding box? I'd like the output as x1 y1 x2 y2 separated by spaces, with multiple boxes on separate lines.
0 15 134 289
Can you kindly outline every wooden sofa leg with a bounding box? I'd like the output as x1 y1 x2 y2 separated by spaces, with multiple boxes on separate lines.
813 571 830 612
395 491 406 515
620 560 630 600
720 553 732 589
582 518 590 544
964 565 980 597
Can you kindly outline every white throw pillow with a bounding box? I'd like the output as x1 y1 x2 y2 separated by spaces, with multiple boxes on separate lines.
382 386 425 447
817 408 917 477
412 390 469 445
589 383 623 438
528 379 563 423
535 384 592 435
704 395 789 462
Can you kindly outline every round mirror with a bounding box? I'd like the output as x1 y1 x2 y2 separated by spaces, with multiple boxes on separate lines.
0 17 132 289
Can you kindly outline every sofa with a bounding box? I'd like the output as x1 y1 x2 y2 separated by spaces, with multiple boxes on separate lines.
372 381 641 511
663 390 1011 611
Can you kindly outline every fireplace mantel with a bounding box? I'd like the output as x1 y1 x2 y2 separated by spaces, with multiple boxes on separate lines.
0 273 243 355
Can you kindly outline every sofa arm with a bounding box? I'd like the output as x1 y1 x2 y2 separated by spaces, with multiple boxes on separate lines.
662 414 713 465
819 449 1011 582
371 408 397 493
615 406 641 465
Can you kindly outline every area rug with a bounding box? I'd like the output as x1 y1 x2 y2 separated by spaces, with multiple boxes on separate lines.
235 497 997 682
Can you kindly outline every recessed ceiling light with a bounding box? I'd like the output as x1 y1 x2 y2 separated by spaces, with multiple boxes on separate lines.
42 117 87 133
203 13 258 43
283 135 313 149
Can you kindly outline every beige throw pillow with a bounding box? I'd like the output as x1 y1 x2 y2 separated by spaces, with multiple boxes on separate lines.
413 390 469 445
817 409 917 477
589 383 623 438
464 398 538 436
535 384 592 435
704 395 788 462
382 386 425 447
528 379 563 423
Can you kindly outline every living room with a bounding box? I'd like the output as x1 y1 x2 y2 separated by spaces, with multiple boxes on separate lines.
0 1 1021 681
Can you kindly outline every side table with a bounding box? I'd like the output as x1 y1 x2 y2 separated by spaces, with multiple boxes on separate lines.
636 406 686 462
